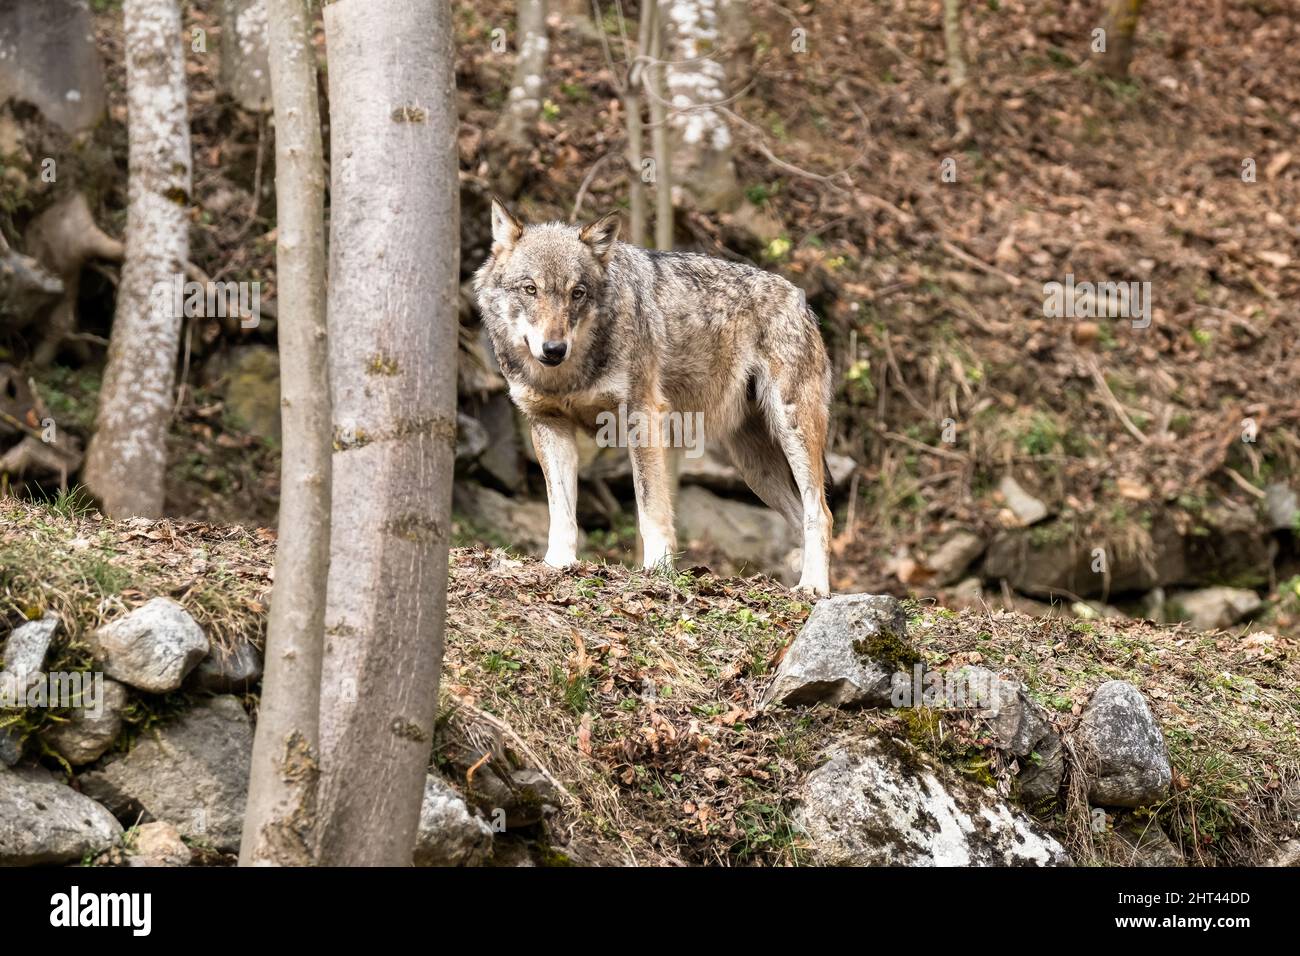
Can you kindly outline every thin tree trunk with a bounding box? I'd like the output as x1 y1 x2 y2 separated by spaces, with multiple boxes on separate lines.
495 0 549 147
649 3 673 251
1100 0 1145 80
221 0 273 111
82 0 190 518
315 0 459 866
660 0 737 211
942 0 971 143
625 0 656 247
239 0 329 867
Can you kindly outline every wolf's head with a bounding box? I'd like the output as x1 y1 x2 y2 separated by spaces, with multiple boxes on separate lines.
474 197 619 376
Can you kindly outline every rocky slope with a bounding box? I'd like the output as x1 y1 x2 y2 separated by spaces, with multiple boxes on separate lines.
1 498 1296 866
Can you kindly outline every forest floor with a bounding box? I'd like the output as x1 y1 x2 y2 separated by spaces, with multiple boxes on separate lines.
2 497 1296 866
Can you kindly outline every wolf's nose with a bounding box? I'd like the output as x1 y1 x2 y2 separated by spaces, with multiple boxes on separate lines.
541 340 568 361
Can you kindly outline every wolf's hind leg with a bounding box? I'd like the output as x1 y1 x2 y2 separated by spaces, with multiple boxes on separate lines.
762 373 833 596
532 417 580 567
721 411 802 531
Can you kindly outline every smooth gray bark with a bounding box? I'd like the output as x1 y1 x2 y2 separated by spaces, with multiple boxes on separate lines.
83 0 191 517
495 0 549 147
239 0 330 867
315 0 460 866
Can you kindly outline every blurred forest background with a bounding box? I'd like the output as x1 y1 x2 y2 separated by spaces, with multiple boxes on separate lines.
2 0 1298 637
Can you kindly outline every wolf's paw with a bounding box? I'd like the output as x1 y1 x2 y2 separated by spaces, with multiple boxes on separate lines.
792 580 830 599
543 549 578 568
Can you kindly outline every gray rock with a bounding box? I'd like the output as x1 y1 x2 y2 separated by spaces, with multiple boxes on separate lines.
455 412 490 464
676 447 856 494
464 767 561 829
0 766 122 864
984 514 1189 599
793 738 1069 866
210 345 280 441
414 774 494 866
0 0 107 134
1266 840 1300 867
41 678 129 766
86 598 209 693
1076 681 1171 808
1113 815 1184 866
1264 483 1298 532
1169 587 1263 631
190 639 263 694
0 731 20 767
926 530 985 586
998 475 1049 526
953 666 1064 803
676 485 795 577
453 482 576 558
1 616 58 675
760 594 913 710
471 393 525 492
0 617 61 767
79 695 251 851
126 821 191 867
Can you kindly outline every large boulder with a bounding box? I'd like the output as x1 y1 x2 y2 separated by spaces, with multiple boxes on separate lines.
675 485 795 578
793 738 1069 866
1075 681 1171 808
85 598 209 694
41 678 129 766
79 695 252 852
1168 587 1262 631
0 0 107 134
0 766 122 865
414 774 495 866
760 594 914 710
453 482 570 558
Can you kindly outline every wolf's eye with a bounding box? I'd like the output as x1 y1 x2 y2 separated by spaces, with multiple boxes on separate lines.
571 285 586 302
522 282 537 296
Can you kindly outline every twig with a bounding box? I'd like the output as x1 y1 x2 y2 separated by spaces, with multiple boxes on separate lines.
1085 355 1149 444
1223 466 1266 500
570 152 614 222
940 239 1022 288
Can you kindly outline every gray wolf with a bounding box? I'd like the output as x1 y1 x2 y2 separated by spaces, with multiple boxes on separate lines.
473 198 834 595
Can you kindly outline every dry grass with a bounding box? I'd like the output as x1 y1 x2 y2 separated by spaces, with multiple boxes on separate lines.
0 493 270 650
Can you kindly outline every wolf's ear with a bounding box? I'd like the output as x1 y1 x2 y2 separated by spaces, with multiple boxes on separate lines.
490 195 524 252
579 211 620 262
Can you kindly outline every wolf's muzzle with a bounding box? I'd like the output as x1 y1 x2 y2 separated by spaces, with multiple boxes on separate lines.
540 340 568 365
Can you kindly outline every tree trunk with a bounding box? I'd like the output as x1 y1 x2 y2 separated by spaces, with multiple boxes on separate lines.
941 0 971 143
494 0 549 148
220 0 273 111
82 0 190 518
625 0 657 247
239 0 329 867
315 0 460 866
660 0 737 212
1100 0 1145 80
649 3 673 250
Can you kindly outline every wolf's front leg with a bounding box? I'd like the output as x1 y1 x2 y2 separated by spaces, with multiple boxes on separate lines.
531 418 579 567
629 437 677 571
